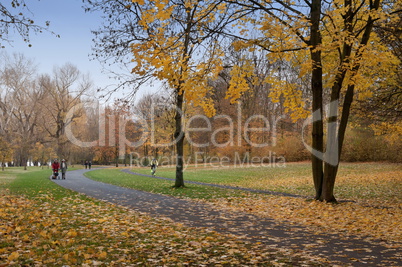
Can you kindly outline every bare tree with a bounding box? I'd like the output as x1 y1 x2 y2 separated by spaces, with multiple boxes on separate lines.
38 63 92 159
0 53 44 169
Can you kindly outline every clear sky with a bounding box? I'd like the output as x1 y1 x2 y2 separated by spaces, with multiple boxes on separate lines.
3 0 150 101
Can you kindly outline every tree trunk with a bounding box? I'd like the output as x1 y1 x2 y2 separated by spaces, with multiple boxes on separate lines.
321 97 340 202
174 91 185 188
115 146 119 167
22 154 28 170
309 0 324 200
173 6 193 188
318 0 378 202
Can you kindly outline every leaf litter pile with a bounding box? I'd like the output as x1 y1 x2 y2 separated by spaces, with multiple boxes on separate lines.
0 190 328 266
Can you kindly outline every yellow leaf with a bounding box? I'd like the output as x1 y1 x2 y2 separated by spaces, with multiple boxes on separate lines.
39 230 48 238
22 234 30 242
66 229 78 237
98 251 107 259
8 251 19 261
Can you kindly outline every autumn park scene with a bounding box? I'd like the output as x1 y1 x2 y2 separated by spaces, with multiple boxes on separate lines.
1 0 401 266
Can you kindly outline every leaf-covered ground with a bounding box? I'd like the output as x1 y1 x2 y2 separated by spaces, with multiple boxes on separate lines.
1 163 401 266
197 193 401 245
0 190 328 266
83 163 402 265
91 163 402 246
191 164 402 246
0 167 332 266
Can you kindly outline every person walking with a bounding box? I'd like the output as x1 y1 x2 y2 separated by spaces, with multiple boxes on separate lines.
61 159 68 179
150 158 158 176
51 159 60 179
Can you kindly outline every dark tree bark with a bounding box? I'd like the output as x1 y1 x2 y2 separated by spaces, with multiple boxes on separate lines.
172 5 195 188
309 0 325 200
318 0 381 202
174 91 185 187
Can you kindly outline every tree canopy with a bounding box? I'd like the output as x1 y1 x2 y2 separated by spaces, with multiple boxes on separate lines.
84 0 401 200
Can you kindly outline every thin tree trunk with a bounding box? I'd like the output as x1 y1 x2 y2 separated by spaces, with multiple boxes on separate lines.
321 92 341 202
174 91 185 188
22 155 28 170
173 6 194 188
310 0 324 200
322 84 355 201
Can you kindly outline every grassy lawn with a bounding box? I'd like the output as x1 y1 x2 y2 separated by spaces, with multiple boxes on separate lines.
5 167 80 200
86 167 254 200
0 167 326 266
104 162 401 202
85 162 402 244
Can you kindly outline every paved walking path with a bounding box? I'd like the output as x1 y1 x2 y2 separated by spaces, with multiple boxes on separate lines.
53 169 401 266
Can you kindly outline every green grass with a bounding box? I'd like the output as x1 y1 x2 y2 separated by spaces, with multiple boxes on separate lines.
87 162 402 201
0 167 27 187
2 166 83 200
85 168 252 200
133 163 311 183
128 163 312 193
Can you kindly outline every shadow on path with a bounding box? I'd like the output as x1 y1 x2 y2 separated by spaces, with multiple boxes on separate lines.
53 169 401 266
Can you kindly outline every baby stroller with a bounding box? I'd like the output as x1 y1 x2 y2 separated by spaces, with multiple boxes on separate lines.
51 159 60 180
52 169 60 179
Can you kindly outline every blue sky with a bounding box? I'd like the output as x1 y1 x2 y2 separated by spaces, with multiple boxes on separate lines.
4 0 140 99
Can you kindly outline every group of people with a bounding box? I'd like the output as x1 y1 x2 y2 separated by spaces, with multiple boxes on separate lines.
51 158 158 179
51 159 68 179
84 160 92 169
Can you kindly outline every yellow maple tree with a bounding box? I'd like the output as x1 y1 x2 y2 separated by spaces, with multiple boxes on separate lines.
223 0 400 202
128 0 231 186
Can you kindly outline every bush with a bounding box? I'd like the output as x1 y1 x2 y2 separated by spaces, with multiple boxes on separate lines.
342 127 401 162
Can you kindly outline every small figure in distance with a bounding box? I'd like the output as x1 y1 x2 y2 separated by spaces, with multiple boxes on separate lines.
61 159 68 179
51 159 60 179
150 158 158 177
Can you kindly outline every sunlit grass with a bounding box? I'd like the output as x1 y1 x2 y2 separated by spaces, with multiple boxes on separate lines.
85 168 252 200
127 162 402 202
0 167 27 187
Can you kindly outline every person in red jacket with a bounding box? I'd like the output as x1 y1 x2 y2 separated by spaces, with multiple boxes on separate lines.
51 159 60 179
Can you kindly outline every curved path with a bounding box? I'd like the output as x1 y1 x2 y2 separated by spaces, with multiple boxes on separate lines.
53 169 401 266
